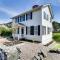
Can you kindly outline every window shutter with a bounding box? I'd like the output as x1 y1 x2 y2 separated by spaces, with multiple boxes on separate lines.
38 25 40 35
17 28 19 34
30 12 32 19
30 26 34 35
26 26 27 35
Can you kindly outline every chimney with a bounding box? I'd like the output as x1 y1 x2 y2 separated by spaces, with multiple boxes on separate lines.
32 5 39 9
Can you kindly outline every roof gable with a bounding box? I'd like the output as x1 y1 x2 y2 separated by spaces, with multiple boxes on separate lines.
42 4 53 19
11 4 53 19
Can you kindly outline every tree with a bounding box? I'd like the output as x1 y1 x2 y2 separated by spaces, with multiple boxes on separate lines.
0 27 12 37
52 21 60 32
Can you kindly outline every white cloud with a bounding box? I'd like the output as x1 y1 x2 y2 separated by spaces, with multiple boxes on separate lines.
0 7 19 16
36 0 60 6
50 0 60 6
0 6 19 24
0 18 11 24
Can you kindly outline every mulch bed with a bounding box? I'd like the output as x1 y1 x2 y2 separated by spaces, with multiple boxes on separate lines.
3 40 23 46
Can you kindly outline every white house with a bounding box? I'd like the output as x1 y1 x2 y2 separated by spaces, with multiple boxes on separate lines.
12 4 53 45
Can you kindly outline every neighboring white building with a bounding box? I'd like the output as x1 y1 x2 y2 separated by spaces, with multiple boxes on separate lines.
12 4 53 45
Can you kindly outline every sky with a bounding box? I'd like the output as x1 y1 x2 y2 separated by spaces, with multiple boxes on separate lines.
0 0 60 24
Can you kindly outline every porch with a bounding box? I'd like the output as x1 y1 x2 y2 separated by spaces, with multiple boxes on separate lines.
12 23 25 40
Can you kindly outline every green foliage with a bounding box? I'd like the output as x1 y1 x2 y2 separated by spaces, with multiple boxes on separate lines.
0 27 12 37
53 33 60 42
52 21 60 32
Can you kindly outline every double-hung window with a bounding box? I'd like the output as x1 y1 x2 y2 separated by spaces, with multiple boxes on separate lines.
30 26 34 35
42 26 46 35
44 12 49 20
26 12 32 20
44 12 46 20
15 17 19 23
47 27 51 34
34 26 38 35
50 17 52 22
20 15 25 22
34 25 40 35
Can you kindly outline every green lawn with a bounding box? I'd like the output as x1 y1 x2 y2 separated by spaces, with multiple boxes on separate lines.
52 32 60 49
53 32 60 42
54 44 60 49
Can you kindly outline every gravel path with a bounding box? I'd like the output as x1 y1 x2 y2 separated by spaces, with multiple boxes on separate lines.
15 42 60 60
0 37 60 60
0 37 11 44
14 43 48 60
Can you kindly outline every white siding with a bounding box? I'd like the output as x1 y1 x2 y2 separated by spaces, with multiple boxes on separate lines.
42 6 52 45
12 5 52 45
19 10 42 42
12 19 22 40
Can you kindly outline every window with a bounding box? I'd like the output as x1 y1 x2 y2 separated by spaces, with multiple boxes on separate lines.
47 27 51 34
38 25 40 35
19 16 21 22
28 27 30 35
17 28 19 34
26 12 32 20
44 12 46 20
20 15 25 22
42 26 46 35
26 25 40 35
44 12 49 20
15 17 19 23
34 25 40 35
50 17 52 22
26 26 30 35
30 26 34 35
15 18 17 23
34 26 38 35
47 15 49 20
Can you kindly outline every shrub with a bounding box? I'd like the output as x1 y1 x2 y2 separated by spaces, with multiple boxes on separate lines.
0 27 12 37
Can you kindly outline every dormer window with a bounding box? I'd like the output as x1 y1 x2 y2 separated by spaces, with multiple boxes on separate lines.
26 12 32 20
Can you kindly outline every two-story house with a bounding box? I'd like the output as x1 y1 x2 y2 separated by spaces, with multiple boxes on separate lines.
12 4 53 45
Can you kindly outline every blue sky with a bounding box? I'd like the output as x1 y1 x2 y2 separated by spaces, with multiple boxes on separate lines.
0 0 60 24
